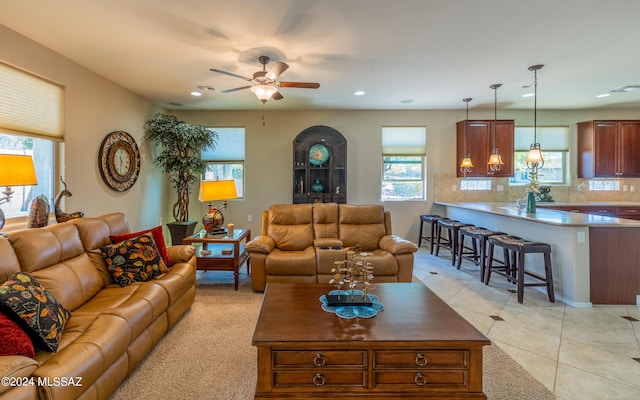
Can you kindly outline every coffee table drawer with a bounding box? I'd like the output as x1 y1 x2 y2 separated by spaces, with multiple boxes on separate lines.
273 350 366 367
273 370 366 387
374 350 468 368
374 370 468 387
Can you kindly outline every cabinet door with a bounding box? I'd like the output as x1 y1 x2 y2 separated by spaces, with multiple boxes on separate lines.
593 122 620 177
619 122 640 177
491 120 515 177
456 121 490 177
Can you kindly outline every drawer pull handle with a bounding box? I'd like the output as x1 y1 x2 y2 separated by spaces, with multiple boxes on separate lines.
415 372 428 386
313 353 326 367
313 372 325 386
415 353 428 366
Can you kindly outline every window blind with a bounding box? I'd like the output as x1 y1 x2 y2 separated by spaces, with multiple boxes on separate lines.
0 61 64 140
514 126 569 151
381 126 426 154
202 127 245 160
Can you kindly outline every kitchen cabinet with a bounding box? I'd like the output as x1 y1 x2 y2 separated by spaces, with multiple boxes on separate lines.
456 120 514 177
293 125 347 204
577 120 640 178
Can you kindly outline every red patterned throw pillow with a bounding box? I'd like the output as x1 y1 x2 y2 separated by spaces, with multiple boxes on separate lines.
0 272 71 353
0 311 35 358
101 232 169 287
110 225 173 266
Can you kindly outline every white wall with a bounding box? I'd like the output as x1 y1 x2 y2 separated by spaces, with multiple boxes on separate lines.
1 25 163 231
3 24 639 242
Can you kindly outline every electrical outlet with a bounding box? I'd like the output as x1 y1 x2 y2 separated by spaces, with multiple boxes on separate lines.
451 185 457 192
631 186 636 193
577 231 586 243
247 214 252 222
624 185 629 192
497 184 504 192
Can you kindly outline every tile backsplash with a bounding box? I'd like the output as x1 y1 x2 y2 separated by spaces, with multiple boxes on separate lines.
433 174 640 203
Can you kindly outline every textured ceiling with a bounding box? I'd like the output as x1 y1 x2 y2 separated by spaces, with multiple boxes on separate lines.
2 0 640 111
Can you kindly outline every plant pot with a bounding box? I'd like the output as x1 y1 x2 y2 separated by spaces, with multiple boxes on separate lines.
167 221 197 245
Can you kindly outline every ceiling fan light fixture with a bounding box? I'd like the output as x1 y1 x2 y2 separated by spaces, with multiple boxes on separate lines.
250 84 278 103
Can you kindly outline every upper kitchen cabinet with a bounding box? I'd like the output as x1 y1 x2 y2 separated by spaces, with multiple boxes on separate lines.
456 120 514 177
578 120 640 178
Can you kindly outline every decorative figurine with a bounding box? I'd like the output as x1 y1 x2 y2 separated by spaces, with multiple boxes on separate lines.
54 177 85 223
27 195 50 228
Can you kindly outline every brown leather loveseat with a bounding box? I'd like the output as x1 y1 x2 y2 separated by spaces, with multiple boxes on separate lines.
246 203 417 291
0 213 196 400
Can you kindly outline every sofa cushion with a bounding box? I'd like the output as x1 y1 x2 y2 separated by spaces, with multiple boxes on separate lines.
338 204 386 251
312 202 339 239
110 225 173 267
0 311 35 358
0 236 20 284
267 204 314 251
100 233 169 287
265 247 317 276
0 272 71 352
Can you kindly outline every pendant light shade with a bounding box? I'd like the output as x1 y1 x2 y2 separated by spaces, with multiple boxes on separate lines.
250 84 278 103
487 83 504 173
459 98 474 174
526 64 545 169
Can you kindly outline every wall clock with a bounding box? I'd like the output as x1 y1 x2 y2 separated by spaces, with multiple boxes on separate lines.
98 131 141 192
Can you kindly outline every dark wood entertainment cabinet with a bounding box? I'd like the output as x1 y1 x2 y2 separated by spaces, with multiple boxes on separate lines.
252 283 490 400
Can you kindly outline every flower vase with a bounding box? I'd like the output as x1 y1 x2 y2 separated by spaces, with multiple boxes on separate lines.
526 191 536 214
311 178 324 193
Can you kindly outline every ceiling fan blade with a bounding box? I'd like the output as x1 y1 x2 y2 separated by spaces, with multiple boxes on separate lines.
266 61 289 80
272 91 284 100
222 85 252 93
278 81 320 89
210 68 252 81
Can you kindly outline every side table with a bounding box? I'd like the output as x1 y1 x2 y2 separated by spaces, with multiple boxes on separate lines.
182 228 251 290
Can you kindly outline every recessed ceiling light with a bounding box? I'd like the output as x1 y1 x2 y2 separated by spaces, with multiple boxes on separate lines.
191 91 202 96
596 93 611 98
354 91 365 96
522 93 535 98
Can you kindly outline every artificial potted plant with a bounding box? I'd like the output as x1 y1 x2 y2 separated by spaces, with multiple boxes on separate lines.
144 113 217 244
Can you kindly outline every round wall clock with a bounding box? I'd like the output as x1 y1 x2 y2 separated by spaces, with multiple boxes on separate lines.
309 143 330 166
98 131 141 192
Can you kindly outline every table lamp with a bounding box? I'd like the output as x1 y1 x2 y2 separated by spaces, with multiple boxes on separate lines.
0 154 38 230
198 179 238 235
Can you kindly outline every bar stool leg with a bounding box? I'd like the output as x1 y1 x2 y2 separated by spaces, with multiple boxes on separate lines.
434 224 442 257
418 219 425 247
478 238 487 282
544 252 555 302
429 223 437 254
449 228 457 266
516 252 526 303
485 242 494 285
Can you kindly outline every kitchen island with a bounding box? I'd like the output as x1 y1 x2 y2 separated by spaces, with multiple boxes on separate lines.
433 202 640 307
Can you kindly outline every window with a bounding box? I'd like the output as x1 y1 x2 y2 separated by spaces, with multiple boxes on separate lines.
0 62 63 221
0 133 56 218
381 126 426 201
202 127 245 198
510 126 569 186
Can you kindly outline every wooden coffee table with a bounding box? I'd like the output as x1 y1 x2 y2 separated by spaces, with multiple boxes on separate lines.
252 283 490 400
182 229 251 290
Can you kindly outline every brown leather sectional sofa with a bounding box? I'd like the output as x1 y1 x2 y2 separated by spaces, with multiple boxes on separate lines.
246 203 417 291
0 213 196 400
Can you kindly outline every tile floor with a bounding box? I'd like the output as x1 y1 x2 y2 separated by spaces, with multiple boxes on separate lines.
413 246 640 400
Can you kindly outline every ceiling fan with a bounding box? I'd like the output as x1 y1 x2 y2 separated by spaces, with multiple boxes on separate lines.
210 55 320 103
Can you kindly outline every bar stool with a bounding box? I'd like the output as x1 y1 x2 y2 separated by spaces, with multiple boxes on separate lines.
418 214 442 254
435 219 472 266
456 226 504 281
485 234 555 304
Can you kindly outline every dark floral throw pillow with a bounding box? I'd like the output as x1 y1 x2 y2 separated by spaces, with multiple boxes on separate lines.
101 232 169 287
0 272 71 352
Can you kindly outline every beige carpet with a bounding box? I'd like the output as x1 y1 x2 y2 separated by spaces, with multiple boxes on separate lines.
111 271 554 400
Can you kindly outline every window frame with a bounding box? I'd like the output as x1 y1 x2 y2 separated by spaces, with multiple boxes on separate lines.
201 127 245 199
510 126 570 186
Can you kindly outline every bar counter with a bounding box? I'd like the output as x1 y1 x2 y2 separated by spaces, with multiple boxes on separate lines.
434 202 640 307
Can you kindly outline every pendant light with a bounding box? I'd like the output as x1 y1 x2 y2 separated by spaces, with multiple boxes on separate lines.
459 97 474 174
487 83 504 174
526 64 545 168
